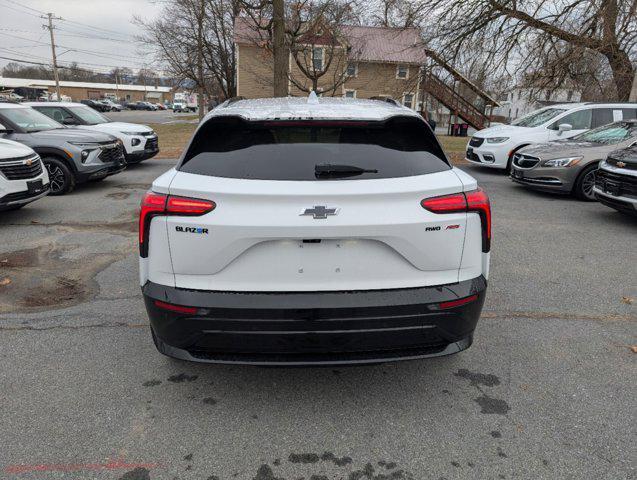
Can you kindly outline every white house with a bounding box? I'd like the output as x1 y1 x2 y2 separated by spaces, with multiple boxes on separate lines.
494 87 582 122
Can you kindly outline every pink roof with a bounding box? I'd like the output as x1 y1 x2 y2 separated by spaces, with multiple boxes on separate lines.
234 18 426 65
341 26 426 64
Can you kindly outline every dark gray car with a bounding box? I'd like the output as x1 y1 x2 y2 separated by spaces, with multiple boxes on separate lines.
510 120 637 200
0 103 126 195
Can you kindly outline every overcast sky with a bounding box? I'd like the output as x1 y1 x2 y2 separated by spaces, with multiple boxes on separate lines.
0 0 163 74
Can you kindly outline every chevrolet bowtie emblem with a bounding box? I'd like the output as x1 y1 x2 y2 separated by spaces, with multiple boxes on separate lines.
24 159 33 166
616 161 626 168
300 205 339 219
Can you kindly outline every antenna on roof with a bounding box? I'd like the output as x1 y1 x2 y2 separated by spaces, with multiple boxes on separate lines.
307 91 319 105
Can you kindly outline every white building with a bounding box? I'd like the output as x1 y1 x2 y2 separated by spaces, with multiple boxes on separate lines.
494 87 582 122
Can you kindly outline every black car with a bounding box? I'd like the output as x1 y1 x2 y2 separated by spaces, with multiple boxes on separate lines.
80 99 110 112
127 102 155 111
594 146 637 216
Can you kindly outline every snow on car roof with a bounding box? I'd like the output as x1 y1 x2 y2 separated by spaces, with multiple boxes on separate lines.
207 96 421 122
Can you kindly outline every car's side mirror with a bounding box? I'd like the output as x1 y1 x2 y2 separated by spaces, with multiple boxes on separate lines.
0 124 13 134
558 123 573 133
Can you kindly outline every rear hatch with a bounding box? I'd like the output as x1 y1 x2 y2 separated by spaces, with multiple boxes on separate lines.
164 116 470 292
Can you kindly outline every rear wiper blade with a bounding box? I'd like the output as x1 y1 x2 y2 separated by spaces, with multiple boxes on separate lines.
315 163 378 177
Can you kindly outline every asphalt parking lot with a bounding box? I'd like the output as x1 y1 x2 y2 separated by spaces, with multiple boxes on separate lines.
107 110 198 124
0 159 635 480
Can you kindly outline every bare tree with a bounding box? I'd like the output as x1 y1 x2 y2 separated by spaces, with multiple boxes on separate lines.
135 0 239 109
239 0 290 96
420 0 637 101
239 0 359 95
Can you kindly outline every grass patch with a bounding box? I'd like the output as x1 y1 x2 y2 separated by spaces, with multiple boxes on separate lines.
151 122 469 165
150 122 197 159
438 135 469 165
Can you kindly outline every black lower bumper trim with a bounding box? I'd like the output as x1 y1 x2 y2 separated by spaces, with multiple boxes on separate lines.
125 149 159 164
595 193 637 215
142 277 487 365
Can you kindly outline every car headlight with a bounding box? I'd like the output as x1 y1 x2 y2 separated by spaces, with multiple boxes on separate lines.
542 156 583 167
486 137 509 144
120 131 147 136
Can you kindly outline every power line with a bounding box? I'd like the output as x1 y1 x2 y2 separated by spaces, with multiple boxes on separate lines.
0 32 143 61
0 0 135 39
0 27 131 44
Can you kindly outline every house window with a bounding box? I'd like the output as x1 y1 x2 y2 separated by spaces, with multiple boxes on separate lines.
396 65 409 79
312 47 323 71
403 93 414 109
344 90 356 99
346 63 357 77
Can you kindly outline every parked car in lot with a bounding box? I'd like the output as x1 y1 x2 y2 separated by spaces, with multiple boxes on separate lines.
98 99 123 112
128 101 156 111
154 103 167 110
140 96 491 365
26 102 159 164
467 103 637 170
80 99 110 112
0 103 126 195
0 138 49 211
594 145 637 216
510 120 637 200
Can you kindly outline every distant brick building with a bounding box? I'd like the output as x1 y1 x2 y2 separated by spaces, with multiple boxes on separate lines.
0 77 174 103
234 19 427 110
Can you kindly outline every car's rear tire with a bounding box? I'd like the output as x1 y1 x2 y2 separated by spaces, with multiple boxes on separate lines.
43 157 75 195
573 164 598 201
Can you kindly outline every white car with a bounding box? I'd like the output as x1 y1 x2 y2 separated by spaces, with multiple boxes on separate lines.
25 102 159 164
139 96 491 365
0 137 49 211
467 103 637 170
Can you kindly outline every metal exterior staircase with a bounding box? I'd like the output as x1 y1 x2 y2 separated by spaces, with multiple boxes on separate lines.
422 72 491 130
421 48 499 130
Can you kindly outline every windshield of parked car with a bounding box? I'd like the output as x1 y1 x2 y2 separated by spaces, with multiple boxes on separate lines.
180 116 450 180
572 122 637 144
512 108 567 127
68 106 109 125
0 107 62 132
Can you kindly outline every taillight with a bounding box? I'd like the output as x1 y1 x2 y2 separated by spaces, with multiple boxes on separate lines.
465 188 491 252
166 196 216 215
139 191 167 246
421 188 491 253
139 190 215 258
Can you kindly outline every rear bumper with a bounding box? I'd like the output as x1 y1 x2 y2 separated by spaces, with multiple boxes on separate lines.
142 276 487 365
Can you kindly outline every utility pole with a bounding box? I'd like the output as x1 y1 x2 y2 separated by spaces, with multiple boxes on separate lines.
196 0 205 121
42 13 62 101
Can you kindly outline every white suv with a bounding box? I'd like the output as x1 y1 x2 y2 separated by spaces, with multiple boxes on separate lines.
140 96 491 365
467 103 637 170
26 102 159 164
0 138 49 211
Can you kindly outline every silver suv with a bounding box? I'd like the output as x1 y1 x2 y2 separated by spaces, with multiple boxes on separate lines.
0 102 126 195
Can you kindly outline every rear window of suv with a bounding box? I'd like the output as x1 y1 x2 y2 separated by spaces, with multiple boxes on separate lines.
179 116 450 180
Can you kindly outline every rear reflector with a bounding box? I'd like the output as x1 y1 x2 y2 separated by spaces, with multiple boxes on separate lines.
154 300 198 315
139 190 216 258
421 188 491 252
437 294 479 310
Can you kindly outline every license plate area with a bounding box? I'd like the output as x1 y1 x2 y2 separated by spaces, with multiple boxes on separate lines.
27 179 44 194
604 181 620 196
512 169 524 179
